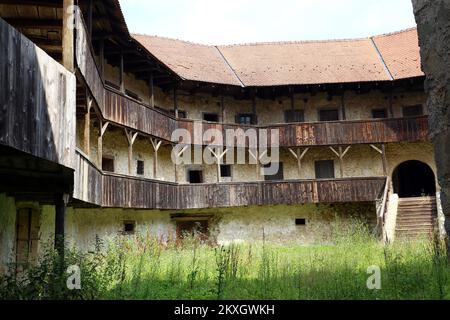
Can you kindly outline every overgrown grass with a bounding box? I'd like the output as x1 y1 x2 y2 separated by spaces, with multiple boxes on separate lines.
1 220 449 300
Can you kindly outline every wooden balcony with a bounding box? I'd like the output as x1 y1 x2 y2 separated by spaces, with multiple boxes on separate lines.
74 151 386 209
0 17 76 169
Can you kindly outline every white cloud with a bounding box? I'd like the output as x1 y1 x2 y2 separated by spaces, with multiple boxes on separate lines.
119 0 416 45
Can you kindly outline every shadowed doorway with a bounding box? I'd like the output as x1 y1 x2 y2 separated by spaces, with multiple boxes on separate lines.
393 161 436 198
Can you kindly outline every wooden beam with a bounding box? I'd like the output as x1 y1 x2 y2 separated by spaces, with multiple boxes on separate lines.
3 18 62 29
98 121 109 168
99 39 105 81
54 193 69 259
329 146 351 178
341 92 347 120
0 0 62 7
221 94 225 123
150 138 162 179
208 147 228 182
173 86 179 118
119 51 125 93
84 95 93 157
62 0 74 72
288 147 309 177
381 144 388 176
125 129 138 175
149 73 155 108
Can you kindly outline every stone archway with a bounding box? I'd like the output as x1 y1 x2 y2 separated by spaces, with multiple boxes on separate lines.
392 160 436 198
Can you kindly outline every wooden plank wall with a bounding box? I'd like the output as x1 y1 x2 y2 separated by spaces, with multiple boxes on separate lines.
73 156 386 209
74 10 104 110
74 150 103 206
0 17 76 169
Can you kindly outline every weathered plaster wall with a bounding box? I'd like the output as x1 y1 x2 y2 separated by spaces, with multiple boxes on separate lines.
413 0 450 242
66 203 376 252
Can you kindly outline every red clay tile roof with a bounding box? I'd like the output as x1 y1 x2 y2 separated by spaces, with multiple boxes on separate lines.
372 28 423 80
132 28 423 87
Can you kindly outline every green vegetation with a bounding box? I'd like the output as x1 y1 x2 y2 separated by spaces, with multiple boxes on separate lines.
1 220 449 300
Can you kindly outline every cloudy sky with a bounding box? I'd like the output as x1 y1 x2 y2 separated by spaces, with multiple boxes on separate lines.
119 0 416 45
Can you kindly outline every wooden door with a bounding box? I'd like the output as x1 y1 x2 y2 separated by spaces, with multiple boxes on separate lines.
16 208 40 271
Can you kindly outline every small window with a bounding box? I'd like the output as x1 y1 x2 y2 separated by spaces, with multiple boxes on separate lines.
123 221 136 235
177 221 209 241
102 157 115 173
236 113 257 125
203 113 219 122
178 110 187 119
264 163 284 181
295 219 306 226
403 105 423 117
137 160 144 175
220 165 232 178
188 170 203 184
372 108 388 119
284 110 305 123
319 109 339 122
315 160 335 179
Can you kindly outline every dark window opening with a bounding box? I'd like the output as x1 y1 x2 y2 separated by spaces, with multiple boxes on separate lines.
393 160 436 198
372 108 388 119
137 160 145 175
264 163 284 181
102 157 115 173
236 113 257 125
296 219 306 226
177 110 187 119
176 220 209 241
188 170 203 184
319 109 339 122
403 105 423 117
285 109 305 123
203 113 219 122
315 160 335 179
123 221 136 235
220 165 232 178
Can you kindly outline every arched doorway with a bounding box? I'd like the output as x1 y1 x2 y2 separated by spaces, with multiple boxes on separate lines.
392 161 436 198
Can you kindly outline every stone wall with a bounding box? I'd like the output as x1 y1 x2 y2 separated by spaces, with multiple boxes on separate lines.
412 0 450 240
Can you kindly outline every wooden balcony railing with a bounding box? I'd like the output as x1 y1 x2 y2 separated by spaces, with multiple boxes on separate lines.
0 17 76 169
74 151 386 209
73 8 430 149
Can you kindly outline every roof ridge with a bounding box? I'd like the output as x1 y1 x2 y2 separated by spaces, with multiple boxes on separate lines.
214 46 245 87
372 27 417 38
132 33 214 47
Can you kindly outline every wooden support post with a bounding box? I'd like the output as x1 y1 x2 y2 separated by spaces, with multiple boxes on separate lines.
119 51 125 93
98 121 109 168
173 146 188 183
173 86 179 118
54 193 69 259
62 0 74 72
149 72 155 108
388 91 394 118
208 147 229 182
329 146 351 178
290 86 295 111
125 129 138 175
249 149 268 180
341 92 346 120
251 89 257 124
371 144 388 176
84 94 93 157
150 138 162 179
289 147 310 177
221 94 225 123
99 39 105 81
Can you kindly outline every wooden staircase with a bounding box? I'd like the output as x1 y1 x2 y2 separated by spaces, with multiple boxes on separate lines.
395 196 438 239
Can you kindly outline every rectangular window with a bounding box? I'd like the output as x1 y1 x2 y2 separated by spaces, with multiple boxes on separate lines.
220 165 232 178
264 163 284 181
236 113 257 125
203 113 219 122
403 105 423 117
295 219 306 226
315 160 335 179
188 170 203 184
372 108 388 119
284 109 305 123
102 157 115 173
176 220 209 241
137 160 144 176
123 221 136 235
178 110 187 119
319 109 339 122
